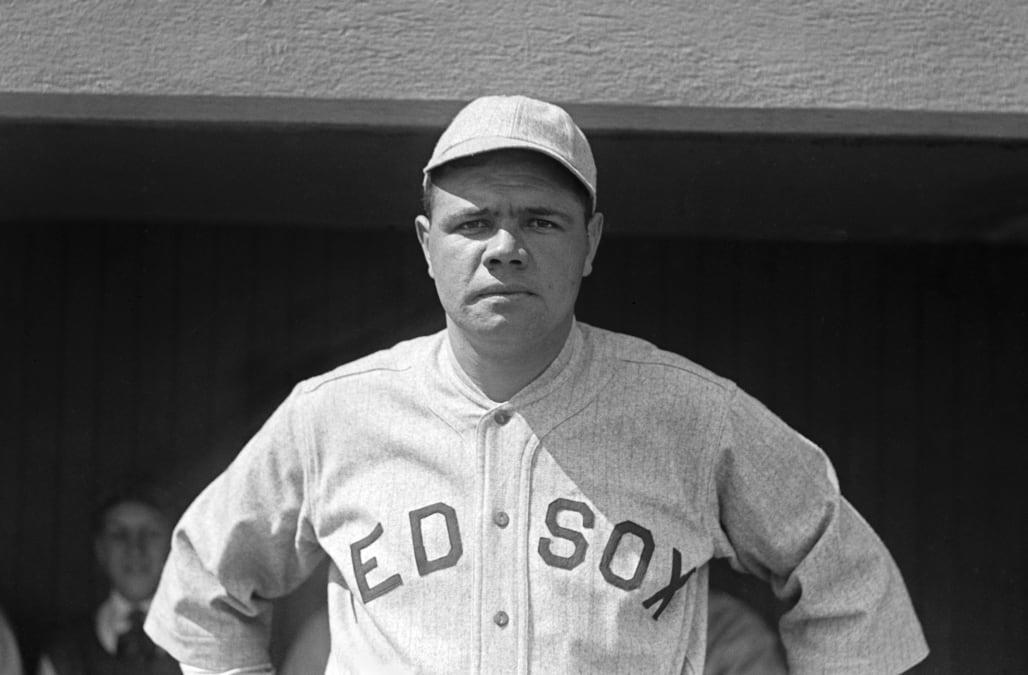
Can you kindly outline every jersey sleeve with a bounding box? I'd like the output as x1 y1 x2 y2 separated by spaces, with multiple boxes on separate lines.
707 387 928 674
144 385 325 670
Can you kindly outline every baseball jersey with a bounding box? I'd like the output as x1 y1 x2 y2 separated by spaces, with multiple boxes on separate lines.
145 322 928 674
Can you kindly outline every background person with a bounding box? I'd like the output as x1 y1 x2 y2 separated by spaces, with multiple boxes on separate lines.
37 486 179 675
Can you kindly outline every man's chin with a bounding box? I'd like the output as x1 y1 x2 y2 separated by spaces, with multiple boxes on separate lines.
460 311 536 336
466 294 538 316
114 578 160 603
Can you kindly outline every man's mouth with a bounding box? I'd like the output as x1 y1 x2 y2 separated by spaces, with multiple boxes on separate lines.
477 285 532 298
477 292 533 303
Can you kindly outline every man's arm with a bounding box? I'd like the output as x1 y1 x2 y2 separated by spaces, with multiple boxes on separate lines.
709 388 928 674
144 387 325 671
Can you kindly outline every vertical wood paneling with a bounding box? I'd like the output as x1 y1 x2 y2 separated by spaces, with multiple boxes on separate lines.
287 226 331 380
771 244 813 429
732 245 777 405
18 227 66 619
170 225 220 499
839 248 882 525
54 227 104 617
0 230 32 657
806 246 847 469
250 227 294 415
93 225 142 494
990 249 1026 673
250 227 295 413
211 226 255 440
690 241 738 378
914 245 959 668
135 225 181 480
0 230 27 591
952 247 994 666
992 249 1028 673
875 247 920 581
625 238 666 346
298 227 333 330
327 228 370 351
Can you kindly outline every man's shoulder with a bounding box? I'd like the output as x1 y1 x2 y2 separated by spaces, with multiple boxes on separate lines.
296 330 445 396
581 323 737 394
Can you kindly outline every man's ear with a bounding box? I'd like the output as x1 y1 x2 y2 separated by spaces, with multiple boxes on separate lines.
414 215 435 279
582 211 604 278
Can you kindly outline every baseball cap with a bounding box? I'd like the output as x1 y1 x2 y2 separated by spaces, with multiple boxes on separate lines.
423 95 597 212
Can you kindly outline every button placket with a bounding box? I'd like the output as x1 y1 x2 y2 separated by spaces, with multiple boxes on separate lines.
479 408 521 670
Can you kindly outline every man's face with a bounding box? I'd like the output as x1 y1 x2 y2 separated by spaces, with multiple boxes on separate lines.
415 150 603 351
94 501 171 604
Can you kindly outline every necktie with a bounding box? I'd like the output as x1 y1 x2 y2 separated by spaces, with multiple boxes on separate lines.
116 608 157 662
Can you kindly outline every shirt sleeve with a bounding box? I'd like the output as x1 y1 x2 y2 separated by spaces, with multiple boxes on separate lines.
144 386 325 670
708 387 929 674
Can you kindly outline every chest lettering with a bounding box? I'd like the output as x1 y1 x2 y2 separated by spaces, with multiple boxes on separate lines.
349 497 693 620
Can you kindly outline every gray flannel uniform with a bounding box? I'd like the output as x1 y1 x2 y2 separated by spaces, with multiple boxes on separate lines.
146 322 928 673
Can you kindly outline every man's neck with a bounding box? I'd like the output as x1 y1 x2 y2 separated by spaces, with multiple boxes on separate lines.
446 319 573 402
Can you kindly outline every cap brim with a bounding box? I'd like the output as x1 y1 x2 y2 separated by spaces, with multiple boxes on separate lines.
423 136 597 211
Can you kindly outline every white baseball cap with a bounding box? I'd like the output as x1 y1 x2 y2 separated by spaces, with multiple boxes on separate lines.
423 95 597 212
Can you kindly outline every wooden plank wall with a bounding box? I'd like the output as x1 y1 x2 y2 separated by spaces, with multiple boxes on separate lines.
1 222 1025 672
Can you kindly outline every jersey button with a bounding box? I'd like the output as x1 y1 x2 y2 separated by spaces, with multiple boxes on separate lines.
493 410 511 425
493 510 510 528
493 610 509 627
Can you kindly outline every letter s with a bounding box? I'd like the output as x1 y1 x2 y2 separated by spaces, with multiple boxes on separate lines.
538 498 594 570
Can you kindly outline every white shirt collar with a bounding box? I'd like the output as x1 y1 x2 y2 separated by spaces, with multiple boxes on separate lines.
95 591 151 654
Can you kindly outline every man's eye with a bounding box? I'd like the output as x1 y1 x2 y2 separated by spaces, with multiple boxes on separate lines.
105 530 131 544
457 220 489 231
529 219 559 230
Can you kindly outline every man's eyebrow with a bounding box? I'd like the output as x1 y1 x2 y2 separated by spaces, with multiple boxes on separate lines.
525 206 574 220
441 206 491 220
438 205 576 221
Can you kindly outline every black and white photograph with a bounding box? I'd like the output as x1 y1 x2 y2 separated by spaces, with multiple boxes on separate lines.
1 2 1026 673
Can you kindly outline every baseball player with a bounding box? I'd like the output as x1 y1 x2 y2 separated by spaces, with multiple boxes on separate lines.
145 95 929 673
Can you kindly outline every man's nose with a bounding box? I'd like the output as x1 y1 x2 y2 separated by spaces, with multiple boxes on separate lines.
127 533 150 556
485 227 525 267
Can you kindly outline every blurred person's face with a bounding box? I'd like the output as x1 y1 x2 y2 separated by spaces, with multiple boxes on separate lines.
94 501 171 603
